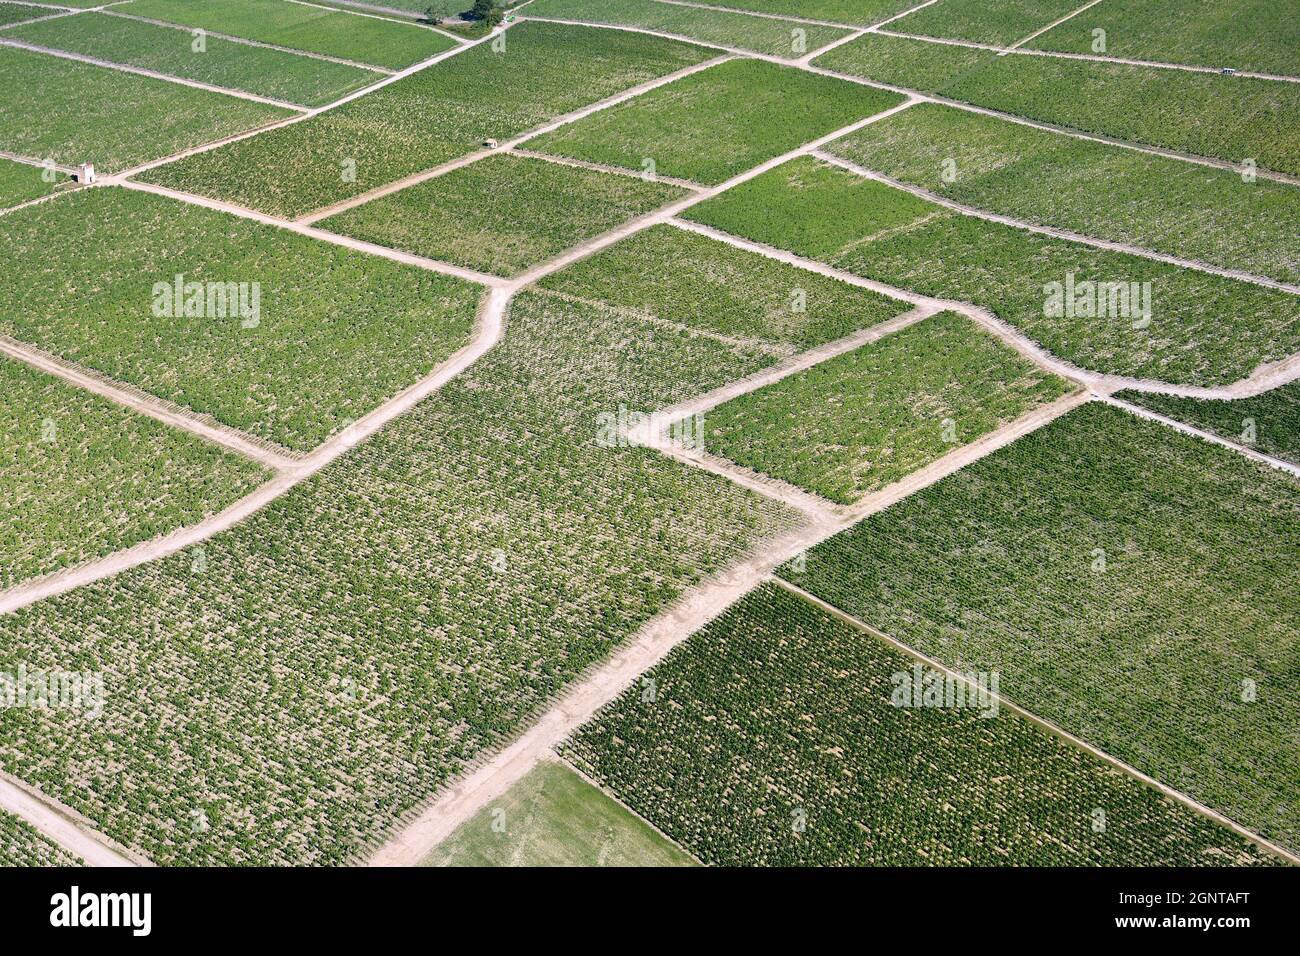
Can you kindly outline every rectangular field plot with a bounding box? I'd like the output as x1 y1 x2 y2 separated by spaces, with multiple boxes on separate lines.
537 224 912 354
679 0 919 25
423 760 697 867
1027 0 1300 78
0 46 292 173
562 582 1278 866
0 808 81 867
0 156 67 209
113 0 455 70
0 357 266 590
889 0 1089 46
0 3 48 28
682 157 1300 387
1116 384 1300 466
0 289 799 866
7 12 384 107
318 153 688 277
698 311 1072 504
0 187 482 451
827 102 1300 285
140 22 714 218
815 33 1300 176
524 0 849 57
780 401 1300 854
528 58 904 185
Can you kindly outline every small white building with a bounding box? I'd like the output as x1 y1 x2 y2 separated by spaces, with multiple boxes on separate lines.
78 162 96 184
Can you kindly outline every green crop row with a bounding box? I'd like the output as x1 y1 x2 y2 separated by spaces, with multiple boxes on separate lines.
815 32 1300 176
319 153 687 277
890 0 1089 47
140 21 715 218
562 582 1278 866
780 401 1300 854
0 356 266 590
682 156 1300 387
0 808 82 866
0 46 292 173
0 187 482 450
1115 383 1300 466
828 102 1300 285
8 12 385 107
530 57 904 185
524 0 850 57
0 156 67 209
115 0 455 70
699 311 1072 503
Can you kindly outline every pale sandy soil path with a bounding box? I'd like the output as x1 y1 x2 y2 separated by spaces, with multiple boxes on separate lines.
282 0 469 44
507 147 705 190
0 37 311 110
0 336 296 469
294 53 734 224
1000 0 1105 53
811 151 1300 295
0 772 142 867
773 577 1300 866
370 391 1090 865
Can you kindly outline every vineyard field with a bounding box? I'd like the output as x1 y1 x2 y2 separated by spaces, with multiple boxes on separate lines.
675 0 918 24
7 12 384 107
140 22 714 218
536 223 912 353
0 156 66 209
684 159 1300 387
115 0 455 70
815 33 1300 176
422 760 696 867
0 187 482 450
828 102 1300 285
1115 384 1300 466
698 311 1072 503
523 0 850 57
319 153 687 277
528 58 904 185
562 582 1278 867
0 3 46 28
780 401 1300 854
890 0 1089 47
0 808 82 867
0 357 267 590
0 46 292 173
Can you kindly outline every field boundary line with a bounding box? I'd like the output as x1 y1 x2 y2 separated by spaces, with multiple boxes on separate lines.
0 148 76 174
648 0 857 30
1001 0 1105 53
282 0 469 44
0 184 81 217
98 8 400 74
0 288 511 618
369 392 1089 865
1101 395 1300 478
866 0 940 31
0 7 78 31
811 150 1300 295
506 147 705 190
0 335 297 469
0 35 312 110
293 52 734 224
771 576 1300 866
0 771 145 867
800 26 867 63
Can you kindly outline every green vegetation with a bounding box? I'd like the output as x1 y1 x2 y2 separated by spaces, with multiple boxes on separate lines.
0 46 291 173
537 224 912 354
780 401 1300 854
815 32 1300 176
423 760 697 866
1027 0 1300 77
0 357 266 590
0 809 82 866
0 3 47 27
0 283 798 865
0 187 481 450
141 21 713 218
8 12 384 107
117 0 455 70
699 312 1072 503
891 0 1087 46
828 103 1300 284
523 0 849 57
0 156 66 209
563 582 1278 866
320 153 687 277
1116 384 1300 465
673 0 917 24
530 58 904 184
683 157 1300 387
